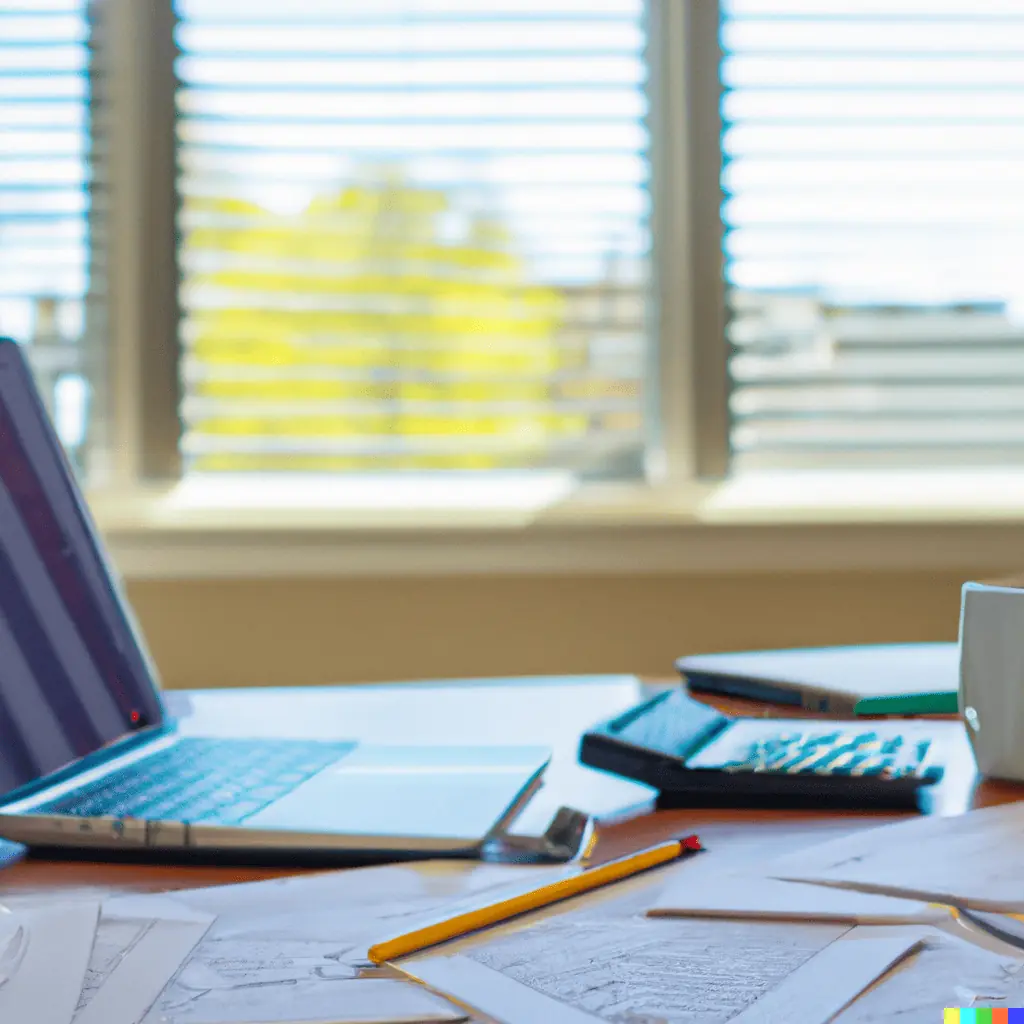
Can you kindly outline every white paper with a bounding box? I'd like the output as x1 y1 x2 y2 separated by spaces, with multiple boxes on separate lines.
0 901 99 1024
157 978 467 1024
76 915 151 1013
0 921 27 1000
167 860 568 943
768 800 1024 912
104 895 220 924
834 928 1024 1023
0 909 25 985
75 899 214 1024
402 928 925 1024
729 927 925 1024
648 871 946 924
397 955 604 1024
461 912 852 1022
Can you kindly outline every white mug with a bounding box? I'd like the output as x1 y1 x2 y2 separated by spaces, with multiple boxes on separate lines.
959 581 1024 781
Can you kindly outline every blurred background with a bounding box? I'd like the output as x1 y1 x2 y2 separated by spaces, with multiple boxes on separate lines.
2 0 1019 688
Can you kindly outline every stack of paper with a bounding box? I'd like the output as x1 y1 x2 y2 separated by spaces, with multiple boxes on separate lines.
0 881 472 1024
626 805 1024 1021
0 896 213 1024
7 835 1024 1024
385 863 1024 1024
393 885 1024 1024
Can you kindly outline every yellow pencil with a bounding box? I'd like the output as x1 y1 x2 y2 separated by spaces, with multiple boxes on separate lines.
367 833 703 964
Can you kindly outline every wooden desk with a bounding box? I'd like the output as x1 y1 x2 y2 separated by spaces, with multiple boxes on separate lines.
2 686 1020 903
0 681 1018 1024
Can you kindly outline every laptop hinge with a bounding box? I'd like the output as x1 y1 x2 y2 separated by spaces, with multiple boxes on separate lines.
480 770 594 864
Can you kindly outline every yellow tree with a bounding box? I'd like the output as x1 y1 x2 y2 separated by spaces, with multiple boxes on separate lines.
181 173 578 471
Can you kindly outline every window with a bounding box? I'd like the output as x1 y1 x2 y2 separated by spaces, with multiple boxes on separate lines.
174 0 651 478
722 0 1024 470
0 0 103 478
8 0 1024 517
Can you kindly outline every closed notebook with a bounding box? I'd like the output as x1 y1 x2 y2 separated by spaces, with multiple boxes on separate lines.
678 643 959 715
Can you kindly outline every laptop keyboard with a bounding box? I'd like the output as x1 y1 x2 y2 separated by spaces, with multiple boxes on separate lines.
35 737 357 826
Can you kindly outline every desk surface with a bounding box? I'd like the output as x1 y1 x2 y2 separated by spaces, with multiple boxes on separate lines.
1 681 1021 902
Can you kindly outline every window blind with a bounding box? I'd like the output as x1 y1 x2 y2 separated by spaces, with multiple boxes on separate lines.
0 0 101 474
173 0 650 476
722 0 1024 469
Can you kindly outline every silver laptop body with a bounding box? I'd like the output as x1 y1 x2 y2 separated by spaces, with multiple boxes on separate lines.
0 338 549 860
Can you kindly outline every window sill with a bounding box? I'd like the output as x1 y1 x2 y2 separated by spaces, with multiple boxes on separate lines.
86 469 1024 580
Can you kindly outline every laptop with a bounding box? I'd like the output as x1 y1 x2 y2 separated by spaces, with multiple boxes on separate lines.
0 337 550 862
678 644 960 716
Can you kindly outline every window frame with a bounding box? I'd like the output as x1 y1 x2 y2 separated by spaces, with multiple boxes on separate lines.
647 0 730 482
99 0 180 487
105 0 728 490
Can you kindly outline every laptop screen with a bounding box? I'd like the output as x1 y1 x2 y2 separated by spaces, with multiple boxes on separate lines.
0 339 165 799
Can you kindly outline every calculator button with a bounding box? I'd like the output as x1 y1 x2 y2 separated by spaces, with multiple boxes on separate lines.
851 756 887 776
811 732 841 745
803 750 843 773
821 750 856 774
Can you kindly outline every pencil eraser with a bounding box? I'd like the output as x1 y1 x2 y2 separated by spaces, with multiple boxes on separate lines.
682 834 702 851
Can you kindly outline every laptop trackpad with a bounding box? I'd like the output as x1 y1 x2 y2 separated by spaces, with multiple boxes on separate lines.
245 745 549 841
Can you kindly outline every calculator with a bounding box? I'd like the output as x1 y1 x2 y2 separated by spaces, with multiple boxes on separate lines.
579 690 947 808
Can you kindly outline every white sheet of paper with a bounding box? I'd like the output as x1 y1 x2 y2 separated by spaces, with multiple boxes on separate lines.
0 901 99 1024
75 899 214 1024
402 931 924 1024
396 955 605 1024
157 977 468 1024
768 800 1024 912
648 872 947 924
165 860 567 944
103 895 219 924
458 908 852 1021
729 926 925 1024
834 928 1024 1022
0 910 24 984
